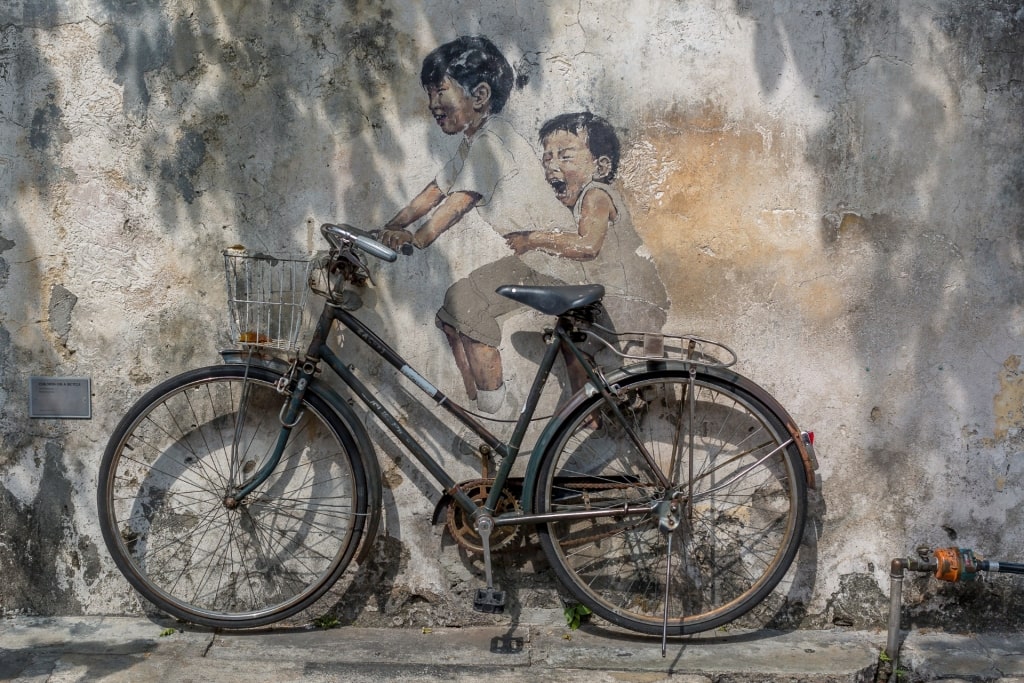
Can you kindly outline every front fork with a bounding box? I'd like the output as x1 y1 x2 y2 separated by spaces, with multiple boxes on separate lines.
223 359 313 509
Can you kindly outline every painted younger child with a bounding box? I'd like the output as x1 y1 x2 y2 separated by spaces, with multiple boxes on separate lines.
507 112 669 353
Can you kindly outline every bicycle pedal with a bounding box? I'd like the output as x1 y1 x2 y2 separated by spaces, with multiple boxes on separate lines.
473 587 506 614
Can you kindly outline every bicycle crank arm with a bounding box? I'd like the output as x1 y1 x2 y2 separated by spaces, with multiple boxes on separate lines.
473 514 506 614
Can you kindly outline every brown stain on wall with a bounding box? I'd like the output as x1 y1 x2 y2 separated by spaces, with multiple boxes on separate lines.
619 103 839 323
994 355 1024 441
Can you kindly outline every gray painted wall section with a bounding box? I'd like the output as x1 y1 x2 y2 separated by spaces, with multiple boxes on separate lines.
1 0 1022 630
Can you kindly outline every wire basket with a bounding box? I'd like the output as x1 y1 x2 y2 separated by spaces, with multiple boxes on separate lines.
223 248 314 353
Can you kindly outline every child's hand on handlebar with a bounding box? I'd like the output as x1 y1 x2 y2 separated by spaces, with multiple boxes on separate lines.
380 229 414 251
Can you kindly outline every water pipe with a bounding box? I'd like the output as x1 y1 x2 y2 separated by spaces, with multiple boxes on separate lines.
883 546 1024 678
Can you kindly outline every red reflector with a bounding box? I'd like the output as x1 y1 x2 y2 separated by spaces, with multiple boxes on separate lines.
807 431 815 445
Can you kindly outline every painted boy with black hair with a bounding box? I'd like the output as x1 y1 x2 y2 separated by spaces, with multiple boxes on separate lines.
380 36 563 414
380 35 517 251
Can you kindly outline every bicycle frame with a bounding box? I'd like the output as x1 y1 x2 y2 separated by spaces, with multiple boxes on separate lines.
242 289 648 528
96 223 818 638
227 235 817 530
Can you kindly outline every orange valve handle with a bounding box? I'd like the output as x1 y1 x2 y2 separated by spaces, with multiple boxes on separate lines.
933 547 980 583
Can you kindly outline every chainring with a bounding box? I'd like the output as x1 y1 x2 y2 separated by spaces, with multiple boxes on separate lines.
445 479 522 554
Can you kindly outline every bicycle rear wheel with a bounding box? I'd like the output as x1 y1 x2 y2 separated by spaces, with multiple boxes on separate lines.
534 367 807 635
98 364 367 629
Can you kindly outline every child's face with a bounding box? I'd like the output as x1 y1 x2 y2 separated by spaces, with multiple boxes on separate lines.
425 76 483 136
541 130 603 208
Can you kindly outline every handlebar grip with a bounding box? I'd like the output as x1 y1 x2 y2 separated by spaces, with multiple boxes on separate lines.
321 223 398 262
366 229 414 256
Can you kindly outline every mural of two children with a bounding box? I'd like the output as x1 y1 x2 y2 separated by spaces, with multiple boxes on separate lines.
380 36 668 415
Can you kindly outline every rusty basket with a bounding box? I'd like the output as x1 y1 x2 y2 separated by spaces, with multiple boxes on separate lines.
223 248 315 353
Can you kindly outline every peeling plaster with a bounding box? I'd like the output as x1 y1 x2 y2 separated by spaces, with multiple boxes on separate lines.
995 355 1024 441
47 283 77 348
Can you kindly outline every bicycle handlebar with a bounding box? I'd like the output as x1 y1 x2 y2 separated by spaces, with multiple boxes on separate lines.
320 223 400 262
376 233 416 257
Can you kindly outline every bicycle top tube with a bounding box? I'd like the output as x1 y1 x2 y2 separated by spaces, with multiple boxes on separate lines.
318 297 570 458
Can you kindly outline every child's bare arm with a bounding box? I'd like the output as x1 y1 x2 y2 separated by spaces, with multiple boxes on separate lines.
410 190 480 248
381 182 480 249
506 187 613 259
385 181 445 228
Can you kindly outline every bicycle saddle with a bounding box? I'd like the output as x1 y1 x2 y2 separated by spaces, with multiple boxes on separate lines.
496 284 605 316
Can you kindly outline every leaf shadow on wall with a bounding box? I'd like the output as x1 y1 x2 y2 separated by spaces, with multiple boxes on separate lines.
735 0 1024 630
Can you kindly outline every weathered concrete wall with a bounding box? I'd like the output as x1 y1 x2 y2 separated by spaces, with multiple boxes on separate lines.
1 0 1022 630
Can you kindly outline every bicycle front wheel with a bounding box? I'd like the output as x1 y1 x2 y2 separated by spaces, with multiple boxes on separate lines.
98 364 368 629
534 368 807 635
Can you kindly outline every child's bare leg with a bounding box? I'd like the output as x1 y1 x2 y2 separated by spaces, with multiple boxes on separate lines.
560 343 589 395
464 336 503 391
440 322 479 400
463 335 505 413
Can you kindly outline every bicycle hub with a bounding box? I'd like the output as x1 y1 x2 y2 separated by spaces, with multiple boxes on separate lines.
656 497 681 534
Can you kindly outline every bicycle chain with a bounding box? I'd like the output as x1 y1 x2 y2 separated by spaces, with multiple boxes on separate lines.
555 482 664 547
445 477 666 552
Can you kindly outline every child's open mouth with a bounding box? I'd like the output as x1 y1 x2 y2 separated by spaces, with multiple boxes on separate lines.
548 178 567 197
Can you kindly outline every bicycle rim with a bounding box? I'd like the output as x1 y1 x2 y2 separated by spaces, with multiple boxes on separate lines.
98 365 366 628
535 369 807 635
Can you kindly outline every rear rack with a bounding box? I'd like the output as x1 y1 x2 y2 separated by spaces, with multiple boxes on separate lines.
586 324 737 369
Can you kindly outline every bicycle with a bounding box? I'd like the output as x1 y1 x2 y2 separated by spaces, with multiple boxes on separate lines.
97 223 817 648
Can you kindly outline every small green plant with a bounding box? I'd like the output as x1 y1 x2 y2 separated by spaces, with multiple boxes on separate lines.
875 648 909 683
563 603 592 630
312 614 340 630
158 627 177 637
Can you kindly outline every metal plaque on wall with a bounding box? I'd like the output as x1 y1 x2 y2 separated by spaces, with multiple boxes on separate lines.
29 377 92 419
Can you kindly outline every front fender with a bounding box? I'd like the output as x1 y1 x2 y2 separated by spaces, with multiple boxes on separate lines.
520 361 817 512
219 351 383 561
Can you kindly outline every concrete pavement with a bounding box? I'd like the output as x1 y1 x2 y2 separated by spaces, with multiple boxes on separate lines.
1 613 1023 682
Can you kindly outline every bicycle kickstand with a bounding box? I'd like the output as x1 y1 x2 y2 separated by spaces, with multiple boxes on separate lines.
472 515 506 614
657 495 683 658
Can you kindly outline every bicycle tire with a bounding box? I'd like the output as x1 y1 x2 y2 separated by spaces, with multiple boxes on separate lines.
534 367 807 635
97 364 368 629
